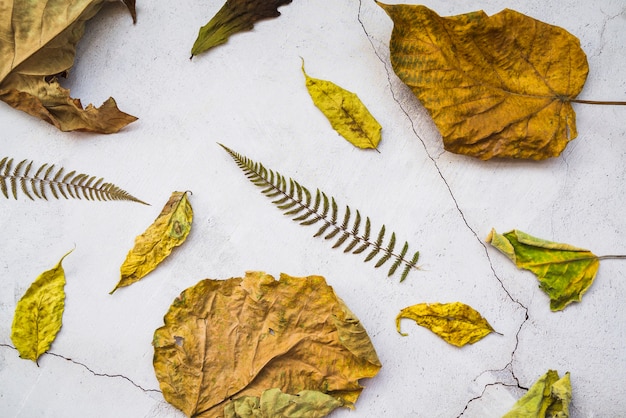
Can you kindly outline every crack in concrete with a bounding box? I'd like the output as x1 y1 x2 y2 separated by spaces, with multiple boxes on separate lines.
0 343 161 395
356 1 531 414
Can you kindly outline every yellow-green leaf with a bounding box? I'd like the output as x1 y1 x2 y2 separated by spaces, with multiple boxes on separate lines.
302 60 382 150
153 271 381 417
487 229 599 311
10 249 73 363
191 0 292 57
396 302 496 347
0 0 137 133
377 3 588 160
503 370 571 417
224 388 344 418
111 191 193 294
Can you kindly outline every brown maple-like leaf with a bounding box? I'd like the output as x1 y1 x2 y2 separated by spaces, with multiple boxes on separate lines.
153 271 381 417
0 0 137 133
191 0 293 57
378 3 589 160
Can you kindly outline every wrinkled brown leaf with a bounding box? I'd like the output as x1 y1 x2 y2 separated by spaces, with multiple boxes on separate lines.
378 3 588 160
153 271 381 417
0 0 137 133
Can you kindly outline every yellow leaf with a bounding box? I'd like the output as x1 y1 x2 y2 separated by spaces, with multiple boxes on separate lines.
153 271 381 417
224 388 344 418
302 60 382 150
377 3 588 160
11 249 73 364
0 0 137 133
396 302 497 347
503 370 571 417
487 229 599 311
111 191 193 294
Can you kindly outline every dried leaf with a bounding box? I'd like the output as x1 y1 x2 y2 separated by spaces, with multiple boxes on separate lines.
0 0 137 133
11 249 73 364
377 3 588 160
302 60 382 150
191 0 293 57
111 191 193 293
503 370 571 417
396 302 496 347
487 229 598 311
153 271 381 417
224 388 344 418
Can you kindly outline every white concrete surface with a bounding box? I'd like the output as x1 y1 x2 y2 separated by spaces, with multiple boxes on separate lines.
1 0 625 417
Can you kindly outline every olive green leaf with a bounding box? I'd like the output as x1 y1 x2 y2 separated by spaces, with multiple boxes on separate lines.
110 191 193 294
503 370 571 417
191 0 292 57
0 157 146 204
220 144 420 281
486 228 609 311
396 302 497 347
224 388 344 418
11 249 73 364
302 59 382 150
0 0 137 133
153 272 380 418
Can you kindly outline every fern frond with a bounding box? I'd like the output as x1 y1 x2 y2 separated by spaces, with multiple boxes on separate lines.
219 144 421 281
0 157 147 204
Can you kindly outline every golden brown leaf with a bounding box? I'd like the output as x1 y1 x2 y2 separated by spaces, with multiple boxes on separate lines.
110 191 192 293
0 0 137 133
377 3 589 160
396 302 497 347
153 271 381 417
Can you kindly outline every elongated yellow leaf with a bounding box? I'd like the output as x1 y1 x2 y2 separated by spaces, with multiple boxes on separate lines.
396 302 496 347
153 271 381 417
377 3 588 160
503 370 571 417
11 249 73 363
487 229 599 311
111 191 193 293
302 60 382 150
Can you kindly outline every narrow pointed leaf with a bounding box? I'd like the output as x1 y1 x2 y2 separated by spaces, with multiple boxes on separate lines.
377 3 589 160
153 272 381 417
191 0 293 57
396 302 496 347
503 370 571 417
302 60 382 150
487 228 599 311
111 191 193 293
11 249 73 363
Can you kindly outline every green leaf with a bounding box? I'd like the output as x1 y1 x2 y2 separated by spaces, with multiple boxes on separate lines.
503 370 571 417
224 388 344 418
191 0 293 57
111 191 193 294
487 228 599 311
396 302 497 347
11 249 73 364
302 59 382 150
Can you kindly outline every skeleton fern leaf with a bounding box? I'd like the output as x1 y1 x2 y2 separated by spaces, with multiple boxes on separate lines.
220 144 420 281
0 157 146 204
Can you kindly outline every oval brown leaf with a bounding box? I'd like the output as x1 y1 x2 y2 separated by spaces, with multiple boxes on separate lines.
153 271 381 417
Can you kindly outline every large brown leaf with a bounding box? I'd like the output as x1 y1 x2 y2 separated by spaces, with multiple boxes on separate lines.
377 3 589 160
0 0 137 133
153 271 381 417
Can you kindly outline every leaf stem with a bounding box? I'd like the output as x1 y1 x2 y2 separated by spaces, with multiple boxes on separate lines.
570 99 626 105
597 255 626 260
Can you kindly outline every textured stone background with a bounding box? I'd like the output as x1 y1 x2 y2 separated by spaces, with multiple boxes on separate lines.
1 0 625 417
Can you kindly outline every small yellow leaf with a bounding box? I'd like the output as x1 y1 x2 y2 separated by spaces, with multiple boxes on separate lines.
487 229 599 311
302 60 382 150
396 302 496 347
11 249 73 363
377 3 588 160
111 191 193 293
153 271 381 417
503 370 571 417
